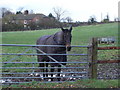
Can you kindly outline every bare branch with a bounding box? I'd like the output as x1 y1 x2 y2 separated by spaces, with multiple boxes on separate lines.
53 7 67 21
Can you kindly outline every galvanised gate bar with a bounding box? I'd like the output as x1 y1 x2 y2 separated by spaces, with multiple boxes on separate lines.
0 44 90 85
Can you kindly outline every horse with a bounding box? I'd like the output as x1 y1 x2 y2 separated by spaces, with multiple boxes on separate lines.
36 26 72 81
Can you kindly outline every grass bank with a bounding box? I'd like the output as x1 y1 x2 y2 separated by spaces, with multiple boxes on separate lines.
3 79 119 88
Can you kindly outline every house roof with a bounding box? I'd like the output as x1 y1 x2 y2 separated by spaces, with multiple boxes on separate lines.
13 14 46 20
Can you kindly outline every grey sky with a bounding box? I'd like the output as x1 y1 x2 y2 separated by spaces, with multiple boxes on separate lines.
0 0 119 22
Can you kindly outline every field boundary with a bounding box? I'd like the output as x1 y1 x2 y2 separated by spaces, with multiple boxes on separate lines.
89 38 120 79
0 37 120 84
0 44 90 84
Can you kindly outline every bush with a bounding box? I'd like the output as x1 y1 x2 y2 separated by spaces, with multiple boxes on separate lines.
2 23 24 31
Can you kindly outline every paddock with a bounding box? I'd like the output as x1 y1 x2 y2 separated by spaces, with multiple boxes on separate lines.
0 38 119 85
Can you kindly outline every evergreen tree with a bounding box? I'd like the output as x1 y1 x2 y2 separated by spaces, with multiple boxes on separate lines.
48 13 54 18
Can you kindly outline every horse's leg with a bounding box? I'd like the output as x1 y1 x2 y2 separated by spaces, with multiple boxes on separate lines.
45 63 48 80
50 66 54 81
37 49 44 79
37 55 45 80
57 65 61 81
39 62 45 79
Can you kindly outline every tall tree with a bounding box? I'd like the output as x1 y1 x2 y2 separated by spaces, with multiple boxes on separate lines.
53 7 67 22
65 17 73 23
1 7 13 17
88 15 97 24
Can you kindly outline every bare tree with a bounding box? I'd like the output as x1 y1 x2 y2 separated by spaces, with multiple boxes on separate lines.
1 7 13 17
53 7 67 22
17 7 24 12
29 10 34 14
65 17 73 23
88 15 97 24
16 7 24 14
1 7 7 17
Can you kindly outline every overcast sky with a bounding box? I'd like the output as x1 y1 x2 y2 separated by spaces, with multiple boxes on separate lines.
0 0 119 22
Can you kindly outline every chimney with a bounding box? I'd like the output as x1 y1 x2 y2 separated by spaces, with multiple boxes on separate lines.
24 10 29 15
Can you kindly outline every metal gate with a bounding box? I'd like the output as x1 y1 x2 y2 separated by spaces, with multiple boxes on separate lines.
0 44 90 85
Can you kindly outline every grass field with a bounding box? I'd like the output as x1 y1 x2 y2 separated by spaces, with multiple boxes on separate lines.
2 23 118 62
2 23 118 45
1 23 119 88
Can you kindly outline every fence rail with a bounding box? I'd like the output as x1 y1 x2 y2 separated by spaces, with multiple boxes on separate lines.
1 67 88 69
1 44 89 84
98 46 120 50
97 60 120 64
2 76 85 79
97 46 120 63
1 53 88 56
1 62 88 64
0 44 90 48
89 37 120 79
1 72 87 74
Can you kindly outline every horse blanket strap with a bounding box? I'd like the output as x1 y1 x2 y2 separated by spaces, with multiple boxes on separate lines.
35 47 66 67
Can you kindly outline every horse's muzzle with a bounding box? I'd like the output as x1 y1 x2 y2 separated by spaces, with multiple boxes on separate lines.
66 44 71 51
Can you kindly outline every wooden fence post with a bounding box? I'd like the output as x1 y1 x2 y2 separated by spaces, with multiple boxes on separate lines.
89 38 98 79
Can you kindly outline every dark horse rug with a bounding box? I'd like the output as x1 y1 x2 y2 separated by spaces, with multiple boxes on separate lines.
36 26 72 81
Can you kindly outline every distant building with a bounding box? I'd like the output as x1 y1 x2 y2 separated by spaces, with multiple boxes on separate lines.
2 10 59 31
12 13 47 29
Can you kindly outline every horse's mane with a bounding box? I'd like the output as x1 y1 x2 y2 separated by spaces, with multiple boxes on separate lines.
53 31 65 45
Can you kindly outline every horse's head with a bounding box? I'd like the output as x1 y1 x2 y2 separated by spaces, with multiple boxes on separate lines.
61 26 72 51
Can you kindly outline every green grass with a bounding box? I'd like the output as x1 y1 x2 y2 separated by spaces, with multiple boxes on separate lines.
2 23 118 45
3 79 119 88
1 23 118 62
1 23 119 88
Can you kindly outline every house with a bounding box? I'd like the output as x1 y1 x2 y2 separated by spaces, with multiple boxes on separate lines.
2 10 59 31
12 13 47 29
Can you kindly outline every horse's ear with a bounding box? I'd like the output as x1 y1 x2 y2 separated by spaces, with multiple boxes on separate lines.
69 25 72 32
61 27 65 32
